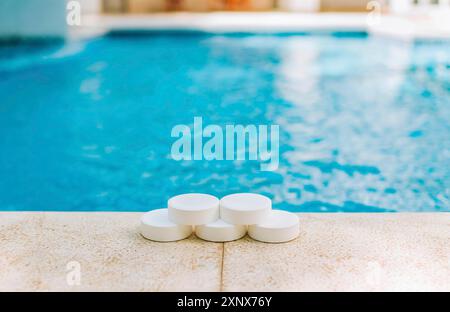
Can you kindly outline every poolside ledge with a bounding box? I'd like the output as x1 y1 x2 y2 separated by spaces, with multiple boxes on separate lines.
74 13 450 40
0 212 449 291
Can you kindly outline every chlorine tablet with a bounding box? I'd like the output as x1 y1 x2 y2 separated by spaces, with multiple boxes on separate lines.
140 209 192 242
220 193 271 225
168 193 219 225
248 210 300 243
195 219 247 242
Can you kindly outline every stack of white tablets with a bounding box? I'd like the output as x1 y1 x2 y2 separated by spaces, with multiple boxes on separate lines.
140 193 300 243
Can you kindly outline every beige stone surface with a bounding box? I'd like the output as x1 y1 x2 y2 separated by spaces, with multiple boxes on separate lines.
0 212 449 291
0 212 222 291
222 213 450 291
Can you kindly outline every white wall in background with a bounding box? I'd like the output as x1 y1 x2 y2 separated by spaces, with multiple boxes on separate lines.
78 0 102 14
0 0 67 38
278 0 320 12
389 0 450 14
389 0 413 14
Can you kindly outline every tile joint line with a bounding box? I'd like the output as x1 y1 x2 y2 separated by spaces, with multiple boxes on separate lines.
220 242 225 291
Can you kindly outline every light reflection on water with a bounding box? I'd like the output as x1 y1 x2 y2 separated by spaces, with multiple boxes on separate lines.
0 33 448 212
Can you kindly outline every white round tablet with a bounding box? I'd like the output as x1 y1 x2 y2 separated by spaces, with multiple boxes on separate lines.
195 219 247 242
168 193 219 225
220 193 271 225
248 210 299 243
140 209 192 242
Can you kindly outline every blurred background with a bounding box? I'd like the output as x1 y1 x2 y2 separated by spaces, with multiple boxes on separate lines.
0 0 448 39
74 0 446 13
0 1 448 212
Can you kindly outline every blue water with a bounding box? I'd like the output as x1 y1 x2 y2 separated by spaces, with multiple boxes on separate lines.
0 32 449 212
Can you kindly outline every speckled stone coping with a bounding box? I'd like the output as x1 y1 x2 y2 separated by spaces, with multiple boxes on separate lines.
0 212 449 291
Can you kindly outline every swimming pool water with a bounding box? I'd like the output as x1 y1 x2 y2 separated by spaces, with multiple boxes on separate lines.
0 33 449 212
